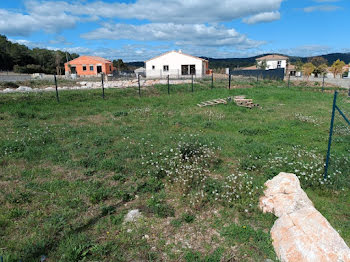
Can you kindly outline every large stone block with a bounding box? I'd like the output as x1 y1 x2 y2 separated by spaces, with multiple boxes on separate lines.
259 172 350 262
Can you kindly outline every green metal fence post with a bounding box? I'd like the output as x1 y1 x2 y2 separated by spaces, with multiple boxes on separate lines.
138 74 141 97
54 75 59 103
191 74 194 92
167 75 170 95
322 74 325 92
101 73 105 99
324 91 338 179
211 71 214 89
288 74 290 88
228 69 231 90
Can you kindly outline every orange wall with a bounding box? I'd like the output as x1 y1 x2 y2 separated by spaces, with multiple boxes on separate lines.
64 57 113 76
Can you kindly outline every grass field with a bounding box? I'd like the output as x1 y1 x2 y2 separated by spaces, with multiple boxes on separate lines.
0 80 349 262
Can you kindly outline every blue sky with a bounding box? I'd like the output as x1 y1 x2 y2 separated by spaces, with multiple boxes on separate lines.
0 0 349 61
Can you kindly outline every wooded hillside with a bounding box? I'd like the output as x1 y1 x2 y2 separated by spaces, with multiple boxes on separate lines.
0 35 79 74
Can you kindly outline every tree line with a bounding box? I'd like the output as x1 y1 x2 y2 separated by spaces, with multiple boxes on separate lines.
300 57 347 79
0 35 79 74
256 56 348 79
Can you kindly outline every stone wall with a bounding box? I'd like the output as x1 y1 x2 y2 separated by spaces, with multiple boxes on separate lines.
290 76 350 89
0 79 193 93
0 75 32 82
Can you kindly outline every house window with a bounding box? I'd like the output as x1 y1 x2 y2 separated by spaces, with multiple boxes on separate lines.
90 65 94 71
181 65 196 75
181 65 189 75
163 65 169 71
152 65 155 70
70 66 77 74
277 61 282 68
83 65 87 71
190 65 196 75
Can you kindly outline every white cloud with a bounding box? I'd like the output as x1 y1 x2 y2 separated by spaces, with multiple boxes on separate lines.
24 0 283 24
303 5 341 12
0 8 78 36
313 0 340 2
82 23 264 49
243 11 280 24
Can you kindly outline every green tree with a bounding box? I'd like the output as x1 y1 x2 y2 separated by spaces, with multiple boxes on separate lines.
0 34 79 74
309 56 328 77
113 59 129 71
303 62 315 80
294 59 304 73
330 59 346 78
256 59 267 70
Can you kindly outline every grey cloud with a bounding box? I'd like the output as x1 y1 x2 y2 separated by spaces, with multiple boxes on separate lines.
81 23 264 49
303 5 341 12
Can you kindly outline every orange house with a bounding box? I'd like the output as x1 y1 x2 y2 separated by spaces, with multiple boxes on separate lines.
64 56 114 76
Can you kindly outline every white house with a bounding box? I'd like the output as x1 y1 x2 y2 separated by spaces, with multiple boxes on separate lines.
134 67 146 77
145 50 209 78
256 54 289 70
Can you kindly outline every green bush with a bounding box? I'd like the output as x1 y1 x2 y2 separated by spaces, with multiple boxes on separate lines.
147 193 175 218
0 82 19 89
182 212 196 223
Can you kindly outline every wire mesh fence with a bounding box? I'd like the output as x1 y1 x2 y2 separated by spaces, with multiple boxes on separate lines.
323 91 350 182
1 70 348 102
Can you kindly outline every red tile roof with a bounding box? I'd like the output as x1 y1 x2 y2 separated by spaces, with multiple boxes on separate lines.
256 55 289 61
66 56 112 64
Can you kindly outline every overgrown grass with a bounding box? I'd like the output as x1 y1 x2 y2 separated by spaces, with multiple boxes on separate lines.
0 80 349 261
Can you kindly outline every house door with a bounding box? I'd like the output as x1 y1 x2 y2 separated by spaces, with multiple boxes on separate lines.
97 66 102 74
70 66 76 74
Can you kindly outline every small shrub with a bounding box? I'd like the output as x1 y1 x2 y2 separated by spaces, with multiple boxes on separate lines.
84 168 97 177
0 215 9 231
58 234 92 262
110 212 126 226
115 187 136 202
181 212 195 223
147 193 175 218
8 207 27 219
0 81 19 89
101 205 116 216
170 218 182 228
112 173 126 182
89 188 110 204
137 177 164 193
5 191 32 204
113 111 128 117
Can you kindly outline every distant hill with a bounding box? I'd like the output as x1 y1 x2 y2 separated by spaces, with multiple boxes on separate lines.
127 53 350 70
207 53 350 69
126 61 144 68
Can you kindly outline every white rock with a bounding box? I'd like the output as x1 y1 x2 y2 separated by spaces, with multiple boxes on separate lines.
259 172 350 262
2 88 15 93
44 87 55 91
17 86 32 92
124 209 142 223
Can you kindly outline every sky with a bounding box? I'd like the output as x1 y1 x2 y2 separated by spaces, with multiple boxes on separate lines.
0 0 349 62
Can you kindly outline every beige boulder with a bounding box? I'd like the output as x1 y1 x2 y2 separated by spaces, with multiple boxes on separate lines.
259 172 350 262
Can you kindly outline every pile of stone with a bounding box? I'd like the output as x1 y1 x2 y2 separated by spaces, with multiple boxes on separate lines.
0 79 193 94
